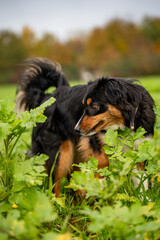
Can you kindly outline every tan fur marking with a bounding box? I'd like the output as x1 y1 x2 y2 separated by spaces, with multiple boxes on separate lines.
80 104 124 133
137 162 145 171
15 91 26 114
76 137 94 163
76 134 109 169
86 98 92 106
54 140 74 197
104 88 107 96
82 99 84 105
54 181 61 197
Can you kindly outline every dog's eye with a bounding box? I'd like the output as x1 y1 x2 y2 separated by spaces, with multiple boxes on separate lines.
89 104 100 113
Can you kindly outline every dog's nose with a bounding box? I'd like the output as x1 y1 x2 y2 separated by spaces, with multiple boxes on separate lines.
75 112 85 133
74 124 80 133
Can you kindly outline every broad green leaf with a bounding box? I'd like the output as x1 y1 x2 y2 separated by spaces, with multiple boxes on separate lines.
118 127 131 138
120 159 132 176
0 122 11 140
132 127 146 142
0 212 26 238
14 159 33 178
12 181 27 192
73 157 98 171
0 202 12 213
137 140 155 162
123 150 138 162
43 232 59 240
103 145 114 155
33 154 48 165
0 98 16 122
21 97 55 128
104 129 118 147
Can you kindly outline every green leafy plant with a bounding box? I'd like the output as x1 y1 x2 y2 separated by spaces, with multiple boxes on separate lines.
69 127 159 202
81 202 160 240
0 97 54 194
0 97 160 240
68 126 160 239
0 98 59 240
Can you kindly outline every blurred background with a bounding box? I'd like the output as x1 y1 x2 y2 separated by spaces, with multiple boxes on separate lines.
0 0 160 86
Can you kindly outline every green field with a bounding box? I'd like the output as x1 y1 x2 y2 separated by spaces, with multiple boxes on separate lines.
0 75 159 107
0 76 160 239
139 76 160 107
0 84 17 100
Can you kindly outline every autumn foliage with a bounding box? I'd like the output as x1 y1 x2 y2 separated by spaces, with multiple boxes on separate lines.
0 16 160 83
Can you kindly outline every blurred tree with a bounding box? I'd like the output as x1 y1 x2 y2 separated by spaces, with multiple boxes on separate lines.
0 30 27 83
102 19 156 76
52 41 79 79
0 16 160 84
141 17 160 55
63 38 85 79
52 42 72 65
81 18 160 77
81 27 107 72
21 26 36 47
0 30 27 70
34 33 58 57
141 16 160 42
21 25 39 57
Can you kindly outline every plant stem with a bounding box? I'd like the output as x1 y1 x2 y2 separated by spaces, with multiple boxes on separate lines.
49 151 59 199
127 174 133 196
8 129 24 158
0 150 3 161
4 139 9 186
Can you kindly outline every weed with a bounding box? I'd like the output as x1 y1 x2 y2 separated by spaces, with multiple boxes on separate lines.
0 98 160 240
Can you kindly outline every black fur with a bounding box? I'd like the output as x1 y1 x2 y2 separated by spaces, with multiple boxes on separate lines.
15 58 155 195
83 77 155 134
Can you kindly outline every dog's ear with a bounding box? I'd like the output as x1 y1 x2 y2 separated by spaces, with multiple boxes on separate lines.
100 78 129 109
103 77 155 133
86 80 100 95
100 77 142 130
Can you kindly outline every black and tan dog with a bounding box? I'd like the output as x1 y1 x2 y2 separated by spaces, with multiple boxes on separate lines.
15 58 155 196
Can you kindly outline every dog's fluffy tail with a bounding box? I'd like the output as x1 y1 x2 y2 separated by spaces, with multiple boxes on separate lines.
15 57 69 114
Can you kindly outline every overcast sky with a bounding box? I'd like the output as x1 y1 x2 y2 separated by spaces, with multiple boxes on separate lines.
0 0 160 41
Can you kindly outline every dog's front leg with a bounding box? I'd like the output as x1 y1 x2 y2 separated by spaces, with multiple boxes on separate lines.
53 140 74 197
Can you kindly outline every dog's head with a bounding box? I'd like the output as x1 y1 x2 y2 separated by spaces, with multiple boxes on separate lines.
75 77 155 136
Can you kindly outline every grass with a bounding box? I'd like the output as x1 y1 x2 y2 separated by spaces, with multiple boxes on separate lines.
139 76 160 107
139 75 160 93
0 84 17 100
0 76 160 239
0 75 160 107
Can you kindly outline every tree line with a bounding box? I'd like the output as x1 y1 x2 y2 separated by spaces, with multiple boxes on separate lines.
0 16 160 83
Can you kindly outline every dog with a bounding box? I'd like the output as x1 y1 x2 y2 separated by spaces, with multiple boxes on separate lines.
15 57 155 196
